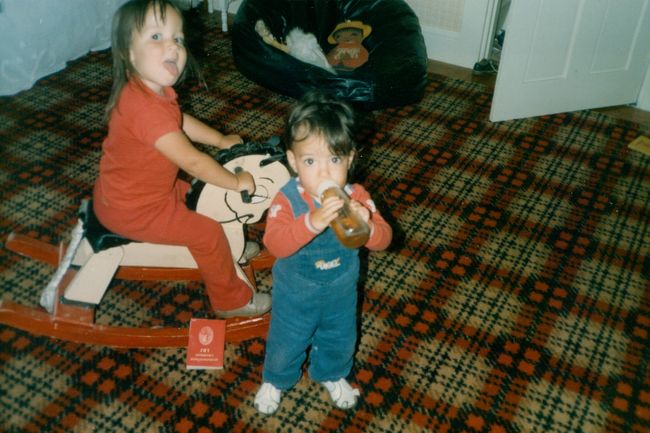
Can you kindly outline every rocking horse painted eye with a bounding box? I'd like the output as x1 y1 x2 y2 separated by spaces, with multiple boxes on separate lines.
227 178 272 207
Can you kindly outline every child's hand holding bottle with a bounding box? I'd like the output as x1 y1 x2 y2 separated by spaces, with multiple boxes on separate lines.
310 192 344 232
315 181 370 248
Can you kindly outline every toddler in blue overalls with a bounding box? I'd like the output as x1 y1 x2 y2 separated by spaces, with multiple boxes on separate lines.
254 92 392 414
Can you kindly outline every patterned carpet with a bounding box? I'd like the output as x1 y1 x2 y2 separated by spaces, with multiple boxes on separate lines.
1 9 649 433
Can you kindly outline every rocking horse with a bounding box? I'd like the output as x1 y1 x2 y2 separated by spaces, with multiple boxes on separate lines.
0 138 291 348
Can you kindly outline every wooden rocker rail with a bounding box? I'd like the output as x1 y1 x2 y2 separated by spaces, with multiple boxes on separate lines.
1 233 273 348
0 299 270 347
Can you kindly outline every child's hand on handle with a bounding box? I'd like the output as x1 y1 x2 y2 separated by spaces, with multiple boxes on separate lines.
310 195 344 232
234 169 256 198
219 134 244 149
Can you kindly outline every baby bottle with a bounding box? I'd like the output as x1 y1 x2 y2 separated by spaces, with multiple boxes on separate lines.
317 180 370 249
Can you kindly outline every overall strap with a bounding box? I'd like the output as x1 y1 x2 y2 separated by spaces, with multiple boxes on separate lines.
281 177 312 218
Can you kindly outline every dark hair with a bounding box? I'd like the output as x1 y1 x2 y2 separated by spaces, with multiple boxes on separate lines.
283 91 357 160
104 0 201 122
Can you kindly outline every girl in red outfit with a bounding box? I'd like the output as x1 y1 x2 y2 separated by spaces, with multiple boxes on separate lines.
93 0 270 317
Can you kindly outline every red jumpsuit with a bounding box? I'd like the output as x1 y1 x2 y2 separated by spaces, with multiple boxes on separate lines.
93 80 250 311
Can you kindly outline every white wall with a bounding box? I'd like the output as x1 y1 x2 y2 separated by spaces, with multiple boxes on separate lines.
405 0 495 69
0 0 130 96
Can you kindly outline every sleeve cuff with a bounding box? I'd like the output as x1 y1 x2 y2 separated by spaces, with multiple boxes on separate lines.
304 213 321 234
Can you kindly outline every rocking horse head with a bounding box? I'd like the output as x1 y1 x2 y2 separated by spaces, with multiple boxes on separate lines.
186 137 291 262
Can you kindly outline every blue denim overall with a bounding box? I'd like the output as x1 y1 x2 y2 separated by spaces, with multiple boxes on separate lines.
263 178 360 389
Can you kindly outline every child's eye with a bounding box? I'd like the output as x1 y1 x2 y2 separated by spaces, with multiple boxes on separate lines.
151 33 161 41
304 158 314 166
175 36 185 45
331 156 342 164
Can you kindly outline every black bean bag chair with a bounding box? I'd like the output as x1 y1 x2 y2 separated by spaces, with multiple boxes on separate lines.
231 0 428 111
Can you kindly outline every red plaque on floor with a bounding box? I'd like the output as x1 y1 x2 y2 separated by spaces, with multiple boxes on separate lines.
186 318 226 369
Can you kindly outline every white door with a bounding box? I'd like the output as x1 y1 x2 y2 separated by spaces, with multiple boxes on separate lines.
490 0 650 122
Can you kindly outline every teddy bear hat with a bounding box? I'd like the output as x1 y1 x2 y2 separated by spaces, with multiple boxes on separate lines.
328 20 372 44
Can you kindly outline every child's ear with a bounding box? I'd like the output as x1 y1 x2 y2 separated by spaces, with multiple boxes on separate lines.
287 150 298 173
347 151 355 169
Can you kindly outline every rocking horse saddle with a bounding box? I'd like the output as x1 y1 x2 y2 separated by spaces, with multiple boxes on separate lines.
79 199 134 254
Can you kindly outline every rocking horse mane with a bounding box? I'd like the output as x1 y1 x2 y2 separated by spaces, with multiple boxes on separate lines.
214 138 286 165
186 138 287 211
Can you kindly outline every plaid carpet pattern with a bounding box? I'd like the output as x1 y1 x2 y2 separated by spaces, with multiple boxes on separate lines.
1 9 649 433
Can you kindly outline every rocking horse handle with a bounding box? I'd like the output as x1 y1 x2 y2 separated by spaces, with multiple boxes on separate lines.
234 166 252 203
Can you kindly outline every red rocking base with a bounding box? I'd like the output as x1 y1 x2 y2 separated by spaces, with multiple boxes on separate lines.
0 233 274 348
